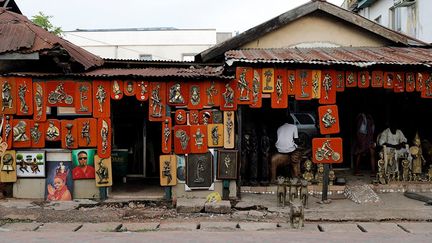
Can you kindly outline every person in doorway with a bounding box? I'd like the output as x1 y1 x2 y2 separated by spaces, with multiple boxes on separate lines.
72 151 95 179
353 112 376 176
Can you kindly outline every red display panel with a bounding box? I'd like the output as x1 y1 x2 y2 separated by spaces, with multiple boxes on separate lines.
318 105 340 135
161 117 172 154
175 109 187 125
92 81 110 118
345 71 357 88
295 70 312 100
319 70 337 105
271 69 288 108
33 82 47 122
31 122 45 148
76 118 97 147
136 81 149 101
235 67 253 105
187 82 204 110
416 72 428 92
189 110 199 125
12 119 31 148
110 80 124 100
371 71 384 88
46 81 75 107
61 120 78 149
335 71 345 92
220 80 237 111
190 125 208 154
204 80 222 107
1 77 17 114
312 137 343 164
405 72 415 92
45 119 61 142
148 82 167 122
75 81 93 115
393 72 405 93
167 82 188 106
383 72 394 89
97 118 111 158
173 125 191 154
16 77 33 116
1 115 13 148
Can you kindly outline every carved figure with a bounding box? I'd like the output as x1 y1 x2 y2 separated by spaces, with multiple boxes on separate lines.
190 85 200 105
224 154 231 173
206 81 218 105
202 112 210 125
222 83 234 108
193 128 205 149
315 163 324 184
34 83 43 119
1 154 14 173
377 152 386 184
321 109 336 128
65 123 74 148
211 126 220 145
401 159 411 182
30 123 42 144
46 121 60 141
277 176 286 207
78 84 89 112
150 84 163 117
18 82 29 113
300 179 308 207
13 120 29 142
126 81 134 93
48 82 73 105
169 83 184 104
315 140 340 162
101 120 109 154
417 73 424 91
275 75 283 103
406 73 414 87
237 68 250 100
290 201 304 229
175 129 189 150
213 111 223 124
138 81 148 99
81 121 91 146
386 73 393 87
163 119 171 150
300 71 309 98
252 70 260 103
194 159 205 183
329 170 335 185
302 160 314 182
162 159 172 184
96 158 109 184
374 74 382 86
176 112 184 123
360 73 366 86
191 112 199 124
95 85 107 113
1 80 12 111
226 111 233 142
347 72 355 85
263 69 273 90
312 72 319 97
288 73 295 92
112 81 121 99
336 73 344 89
411 132 425 178
322 73 332 100
4 116 11 141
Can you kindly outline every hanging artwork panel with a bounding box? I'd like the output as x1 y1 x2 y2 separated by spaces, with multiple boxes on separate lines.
199 110 213 125
0 150 17 182
33 82 47 122
94 155 113 187
92 81 110 118
167 81 188 106
295 70 312 100
110 80 124 100
383 72 394 89
186 152 213 190
148 82 167 122
335 71 345 91
318 105 340 135
123 80 137 96
161 117 172 154
271 69 288 108
45 119 61 142
235 67 253 105
16 150 46 178
223 111 235 149
287 69 296 96
72 149 96 179
1 77 17 114
30 122 45 148
159 155 177 186
405 73 415 92
393 72 405 93
45 161 73 201
207 124 223 147
204 80 221 107
2 115 13 148
12 119 31 148
212 110 223 124
16 77 33 116
371 71 384 88
187 82 204 110
217 150 238 180
262 68 275 93
175 109 187 125
189 110 200 125
190 125 208 154
97 118 111 158
311 70 321 99
46 81 75 107
249 69 262 108
75 81 93 115
173 125 191 154
136 81 149 101
76 118 97 147
421 73 432 98
345 71 357 88
357 71 370 88
60 120 78 149
416 72 428 92
319 70 337 105
312 137 343 164
220 80 237 111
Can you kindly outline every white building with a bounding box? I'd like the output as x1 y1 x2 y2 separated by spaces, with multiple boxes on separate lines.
63 28 232 61
342 0 432 43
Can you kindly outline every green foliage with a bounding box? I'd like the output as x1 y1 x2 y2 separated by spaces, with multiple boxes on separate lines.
31 12 63 36
36 154 44 160
16 154 23 160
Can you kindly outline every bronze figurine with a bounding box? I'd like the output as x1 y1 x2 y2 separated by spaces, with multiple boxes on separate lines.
101 120 109 154
300 71 309 98
336 73 344 89
347 72 355 86
190 85 200 106
112 80 121 99
263 69 273 90
48 82 73 105
252 70 260 103
322 73 333 100
312 72 319 97
321 109 336 128
2 80 12 111
206 81 218 105
96 158 109 184
226 111 233 143
163 119 171 150
275 74 283 103
34 83 43 120
65 123 74 148
175 129 189 150
302 160 314 182
4 116 11 142
18 81 29 114
162 159 172 184
46 121 60 141
194 159 205 183
211 126 220 145
13 120 29 142
95 84 107 113
30 123 42 144
169 83 185 104
150 84 163 117
193 128 205 149
288 72 295 92
81 121 91 146
138 81 148 99
237 68 250 101
222 83 234 108
78 84 89 112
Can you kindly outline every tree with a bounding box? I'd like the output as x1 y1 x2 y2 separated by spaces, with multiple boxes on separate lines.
31 12 63 36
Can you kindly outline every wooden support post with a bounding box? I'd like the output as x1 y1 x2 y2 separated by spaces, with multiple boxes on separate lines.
99 187 107 201
164 187 172 200
222 180 230 200
322 164 330 202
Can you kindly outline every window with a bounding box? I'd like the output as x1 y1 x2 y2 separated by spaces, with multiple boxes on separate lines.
374 15 382 24
390 7 402 31
139 54 152 61
182 54 196 62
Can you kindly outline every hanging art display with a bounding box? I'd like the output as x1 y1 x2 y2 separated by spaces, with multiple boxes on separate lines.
394 72 405 93
223 111 235 149
16 150 45 178
97 118 111 158
187 82 204 110
189 110 200 125
161 117 172 154
110 80 124 100
136 81 149 101
421 73 432 98
217 150 238 180
319 70 337 105
250 69 263 108
405 72 415 92
262 68 275 93
0 150 17 182
45 161 73 201
74 81 92 115
199 110 212 125
186 152 213 190
61 120 78 149
1 77 17 114
46 81 75 107
204 80 221 107
312 137 343 164
318 105 340 135
207 124 223 147
92 81 110 118
2 115 13 148
149 82 166 121
33 82 47 122
16 78 33 116
12 119 31 148
167 82 188 106
271 69 288 108
235 67 253 104
94 155 113 187
345 71 357 87
371 71 384 88
358 71 370 88
190 125 208 154
311 70 321 99
30 122 45 148
220 80 237 111
416 72 427 92
72 149 96 180
335 71 345 92
159 155 177 186
295 70 312 100
76 118 97 147
175 109 187 125
173 125 191 154
123 80 137 96
383 72 394 89
45 119 61 142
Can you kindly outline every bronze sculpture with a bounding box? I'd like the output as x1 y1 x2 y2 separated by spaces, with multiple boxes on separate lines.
222 83 234 108
1 80 12 111
13 120 29 142
321 109 336 128
162 159 172 184
95 85 107 113
65 123 74 148
252 70 260 103
96 158 109 184
48 82 73 105
18 82 29 114
34 83 43 120
81 121 91 146
275 75 283 103
4 116 11 142
288 73 295 92
150 84 163 117
336 73 344 89
206 81 218 106
78 84 89 112
138 81 148 99
302 160 314 182
312 72 319 98
112 80 121 98
190 85 200 105
163 119 171 150
263 69 273 90
322 73 332 100
193 128 205 149
30 123 42 144
169 83 184 104
175 129 189 150
194 159 205 183
211 126 220 145
300 71 309 98
101 120 109 154
46 121 60 141
237 68 250 101
226 111 233 143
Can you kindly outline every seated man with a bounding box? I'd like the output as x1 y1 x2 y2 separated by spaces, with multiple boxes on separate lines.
271 114 301 182
377 122 408 180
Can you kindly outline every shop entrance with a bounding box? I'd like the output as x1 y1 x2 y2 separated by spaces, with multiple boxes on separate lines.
109 96 164 199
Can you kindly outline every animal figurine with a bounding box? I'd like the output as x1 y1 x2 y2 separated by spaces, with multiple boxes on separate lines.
276 176 286 207
300 179 309 208
288 177 299 203
289 201 304 229
270 150 301 183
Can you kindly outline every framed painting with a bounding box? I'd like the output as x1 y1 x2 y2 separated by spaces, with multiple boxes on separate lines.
186 152 213 190
0 150 17 182
72 149 96 180
45 161 73 201
16 150 46 178
217 150 238 180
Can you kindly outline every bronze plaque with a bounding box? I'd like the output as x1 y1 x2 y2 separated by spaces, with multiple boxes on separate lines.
186 152 213 189
217 150 238 180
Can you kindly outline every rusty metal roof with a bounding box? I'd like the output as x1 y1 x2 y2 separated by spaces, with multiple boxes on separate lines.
5 66 233 79
225 47 432 67
0 8 103 70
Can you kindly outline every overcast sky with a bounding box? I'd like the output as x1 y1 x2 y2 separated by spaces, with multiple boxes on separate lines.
17 0 344 33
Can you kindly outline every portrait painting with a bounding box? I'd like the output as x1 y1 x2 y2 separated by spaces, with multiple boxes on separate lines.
45 161 73 201
186 152 213 190
16 150 46 178
217 150 238 180
72 149 96 179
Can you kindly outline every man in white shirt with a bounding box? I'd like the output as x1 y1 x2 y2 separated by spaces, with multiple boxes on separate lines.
275 121 298 153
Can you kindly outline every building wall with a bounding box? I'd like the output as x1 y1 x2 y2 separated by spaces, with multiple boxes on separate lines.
242 13 391 49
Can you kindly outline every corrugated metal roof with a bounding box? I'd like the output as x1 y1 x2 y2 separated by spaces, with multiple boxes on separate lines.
225 47 432 67
0 8 103 70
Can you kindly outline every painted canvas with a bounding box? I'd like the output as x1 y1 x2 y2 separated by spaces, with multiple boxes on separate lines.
16 150 46 178
45 161 73 201
72 149 96 179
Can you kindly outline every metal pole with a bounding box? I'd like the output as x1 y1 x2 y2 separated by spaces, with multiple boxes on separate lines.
322 163 330 202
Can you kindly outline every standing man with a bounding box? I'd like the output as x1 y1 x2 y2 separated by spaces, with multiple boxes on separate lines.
353 112 376 176
72 151 95 179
